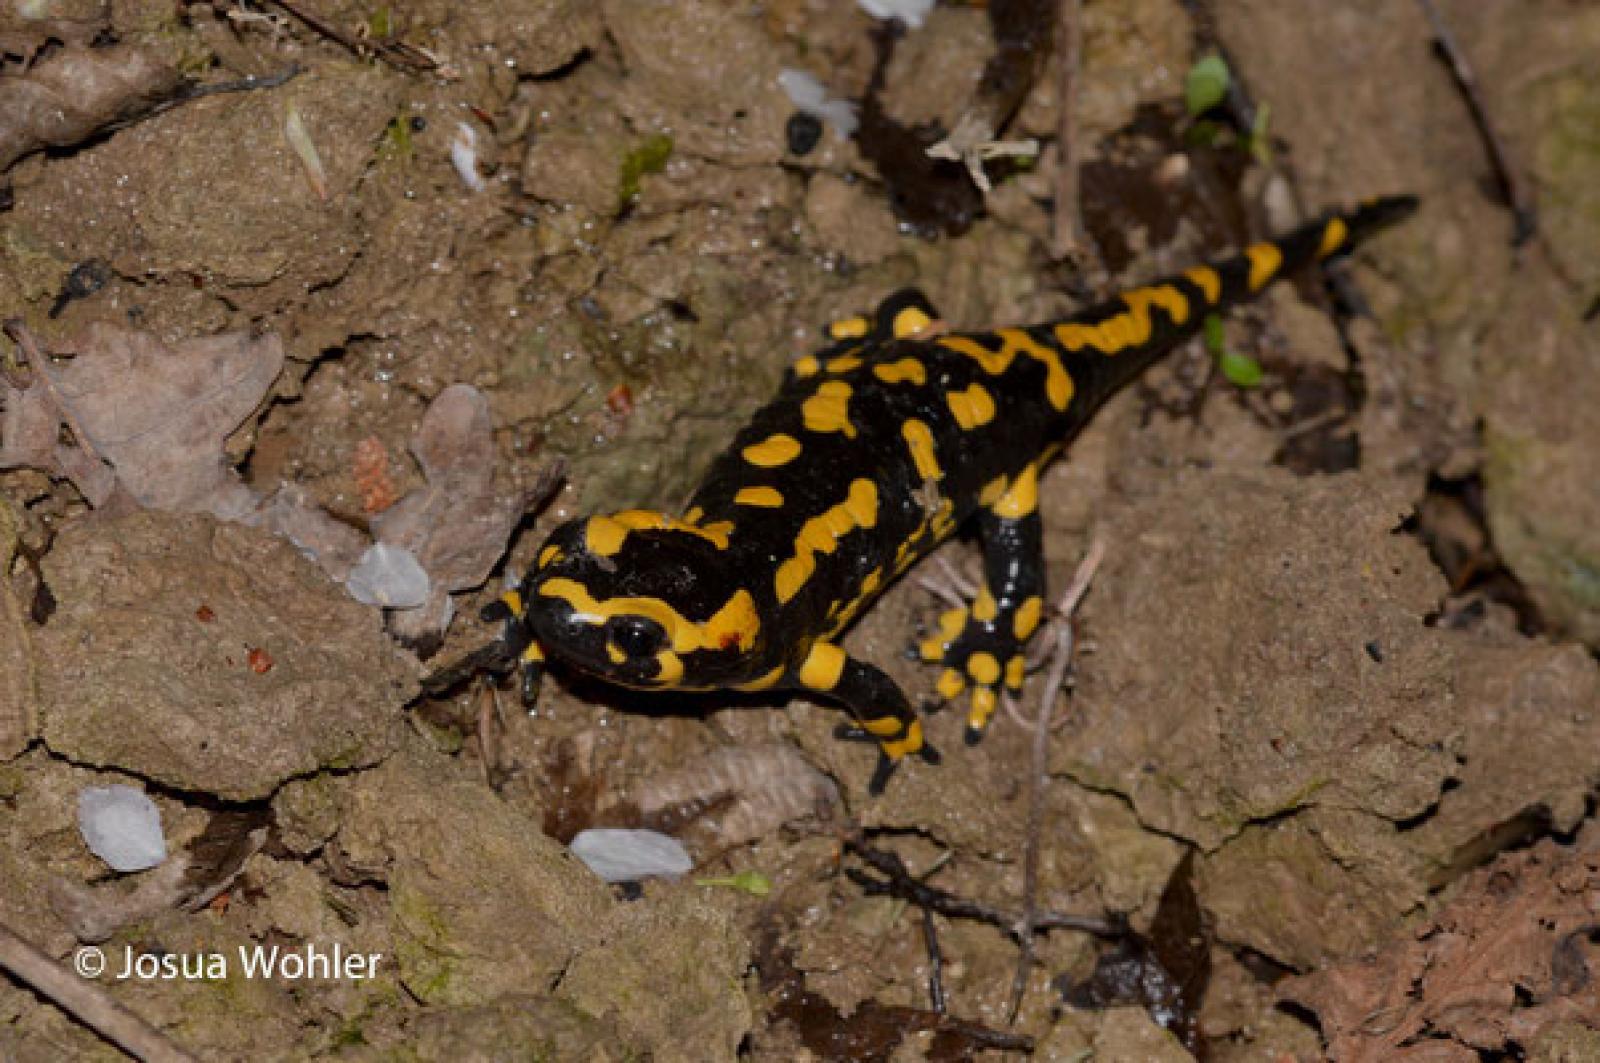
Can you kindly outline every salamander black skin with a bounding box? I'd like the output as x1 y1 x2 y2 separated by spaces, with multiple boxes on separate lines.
429 197 1417 793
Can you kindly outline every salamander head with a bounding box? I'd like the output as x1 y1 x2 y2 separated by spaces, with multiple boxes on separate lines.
518 509 770 691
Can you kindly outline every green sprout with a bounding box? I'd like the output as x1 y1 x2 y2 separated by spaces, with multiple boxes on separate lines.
1245 102 1273 166
1203 313 1263 388
380 113 415 163
1185 55 1231 117
695 870 772 897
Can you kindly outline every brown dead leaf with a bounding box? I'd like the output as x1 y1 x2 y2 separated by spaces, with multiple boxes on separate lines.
375 384 521 644
1 322 284 518
0 44 181 171
1282 836 1600 1060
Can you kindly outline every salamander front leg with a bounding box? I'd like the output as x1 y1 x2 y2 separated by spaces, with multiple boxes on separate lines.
799 642 941 794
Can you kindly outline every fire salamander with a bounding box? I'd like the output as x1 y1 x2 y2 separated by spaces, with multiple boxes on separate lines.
428 196 1416 793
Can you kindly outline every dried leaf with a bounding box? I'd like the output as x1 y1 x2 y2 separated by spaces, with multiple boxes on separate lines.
3 323 284 518
1282 836 1600 1059
375 384 520 642
1055 853 1210 1051
0 45 181 171
627 743 839 852
254 482 368 578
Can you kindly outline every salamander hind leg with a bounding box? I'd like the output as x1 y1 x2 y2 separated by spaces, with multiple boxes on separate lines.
799 642 942 794
919 464 1047 744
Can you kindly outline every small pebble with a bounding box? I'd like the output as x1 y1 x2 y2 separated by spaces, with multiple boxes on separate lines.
78 785 167 872
786 112 823 156
570 828 692 883
345 543 430 608
857 0 935 29
777 69 858 140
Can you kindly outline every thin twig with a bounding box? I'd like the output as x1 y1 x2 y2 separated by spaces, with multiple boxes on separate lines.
1007 533 1106 1024
846 838 1120 942
1415 0 1535 245
97 65 303 140
1050 0 1082 259
921 907 946 1014
0 921 199 1062
258 0 439 72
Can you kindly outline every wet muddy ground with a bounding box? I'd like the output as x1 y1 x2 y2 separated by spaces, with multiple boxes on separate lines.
2 1 1599 1060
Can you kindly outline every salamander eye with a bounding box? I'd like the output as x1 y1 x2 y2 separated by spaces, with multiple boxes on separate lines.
609 616 666 659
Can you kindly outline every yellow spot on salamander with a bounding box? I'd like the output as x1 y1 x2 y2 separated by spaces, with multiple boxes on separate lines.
774 479 880 603
1318 217 1349 258
919 638 945 662
538 579 761 658
825 597 865 637
607 643 627 665
967 652 1001 686
827 315 869 340
1246 242 1283 291
1052 286 1185 364
873 357 927 386
902 419 942 481
969 687 997 732
1125 284 1190 327
521 641 545 663
979 475 1009 507
587 509 733 556
802 380 856 437
799 641 847 691
942 329 1073 410
946 383 996 430
881 719 924 759
1184 265 1222 304
655 650 684 684
500 589 525 617
825 354 863 373
860 715 905 737
735 665 786 692
793 355 821 378
1013 596 1043 640
972 588 997 622
861 567 883 596
938 607 968 641
992 463 1039 520
537 546 562 570
1005 654 1025 690
892 305 934 338
735 486 784 508
743 433 802 467
584 515 629 557
937 669 965 699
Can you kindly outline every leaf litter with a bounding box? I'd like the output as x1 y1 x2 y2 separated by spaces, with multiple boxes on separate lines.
1282 831 1600 1060
1 323 529 643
